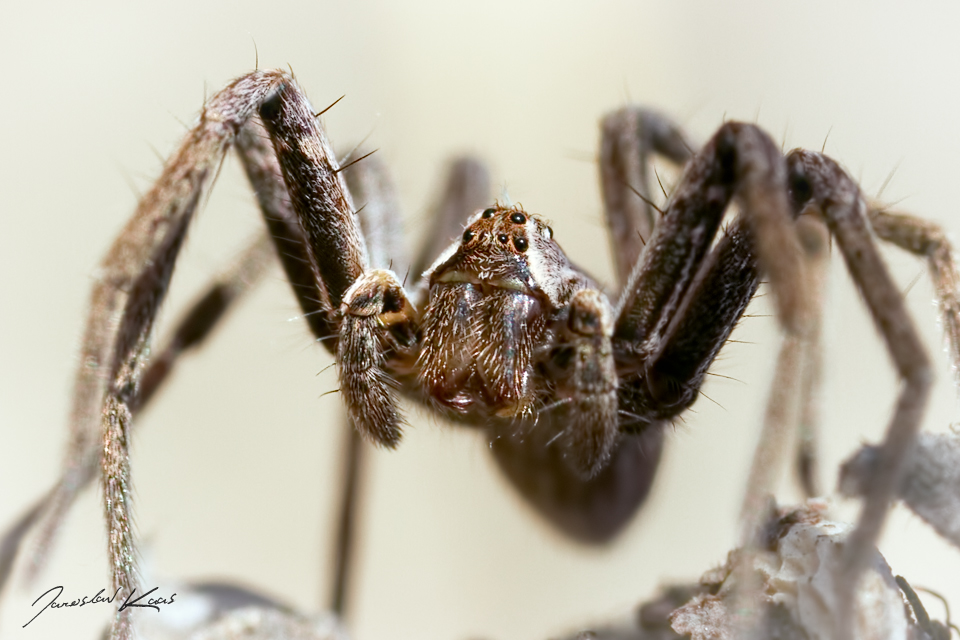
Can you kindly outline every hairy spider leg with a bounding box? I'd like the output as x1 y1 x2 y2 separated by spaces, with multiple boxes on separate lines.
787 149 932 640
867 205 960 384
235 120 338 344
326 151 408 618
614 123 800 423
258 80 420 449
70 71 289 640
0 234 279 615
792 216 831 499
599 106 695 287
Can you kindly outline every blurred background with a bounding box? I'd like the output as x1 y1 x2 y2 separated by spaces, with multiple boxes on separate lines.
2 1 960 638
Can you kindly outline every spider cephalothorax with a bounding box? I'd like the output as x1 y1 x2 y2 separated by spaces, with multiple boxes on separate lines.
418 205 597 419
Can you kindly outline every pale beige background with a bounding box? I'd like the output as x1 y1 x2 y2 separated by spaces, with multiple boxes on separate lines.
2 1 960 639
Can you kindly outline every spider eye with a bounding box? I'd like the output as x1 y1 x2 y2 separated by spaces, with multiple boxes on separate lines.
462 229 474 243
513 236 528 252
510 212 526 224
497 233 508 244
542 225 553 239
482 208 496 219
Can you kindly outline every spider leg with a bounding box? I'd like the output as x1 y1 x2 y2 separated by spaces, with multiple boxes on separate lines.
257 84 366 309
867 205 960 382
31 72 290 640
598 107 695 287
242 108 419 618
28 70 393 640
838 209 960 552
614 122 804 421
794 215 830 498
739 214 832 542
539 119 792 489
1 233 276 598
13 98 307 603
739 215 830 546
325 153 408 618
329 423 363 619
547 288 621 477
257 80 419 447
0 490 49 605
761 186 960 508
235 120 338 347
633 215 765 417
786 149 932 640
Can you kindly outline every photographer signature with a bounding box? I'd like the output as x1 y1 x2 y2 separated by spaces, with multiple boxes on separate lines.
23 585 176 628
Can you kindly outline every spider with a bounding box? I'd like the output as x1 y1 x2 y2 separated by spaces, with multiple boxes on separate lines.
2 68 958 640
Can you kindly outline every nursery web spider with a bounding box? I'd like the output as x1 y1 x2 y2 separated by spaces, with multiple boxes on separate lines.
3 68 959 640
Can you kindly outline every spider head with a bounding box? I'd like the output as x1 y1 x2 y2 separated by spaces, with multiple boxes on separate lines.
417 205 599 419
426 205 583 307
